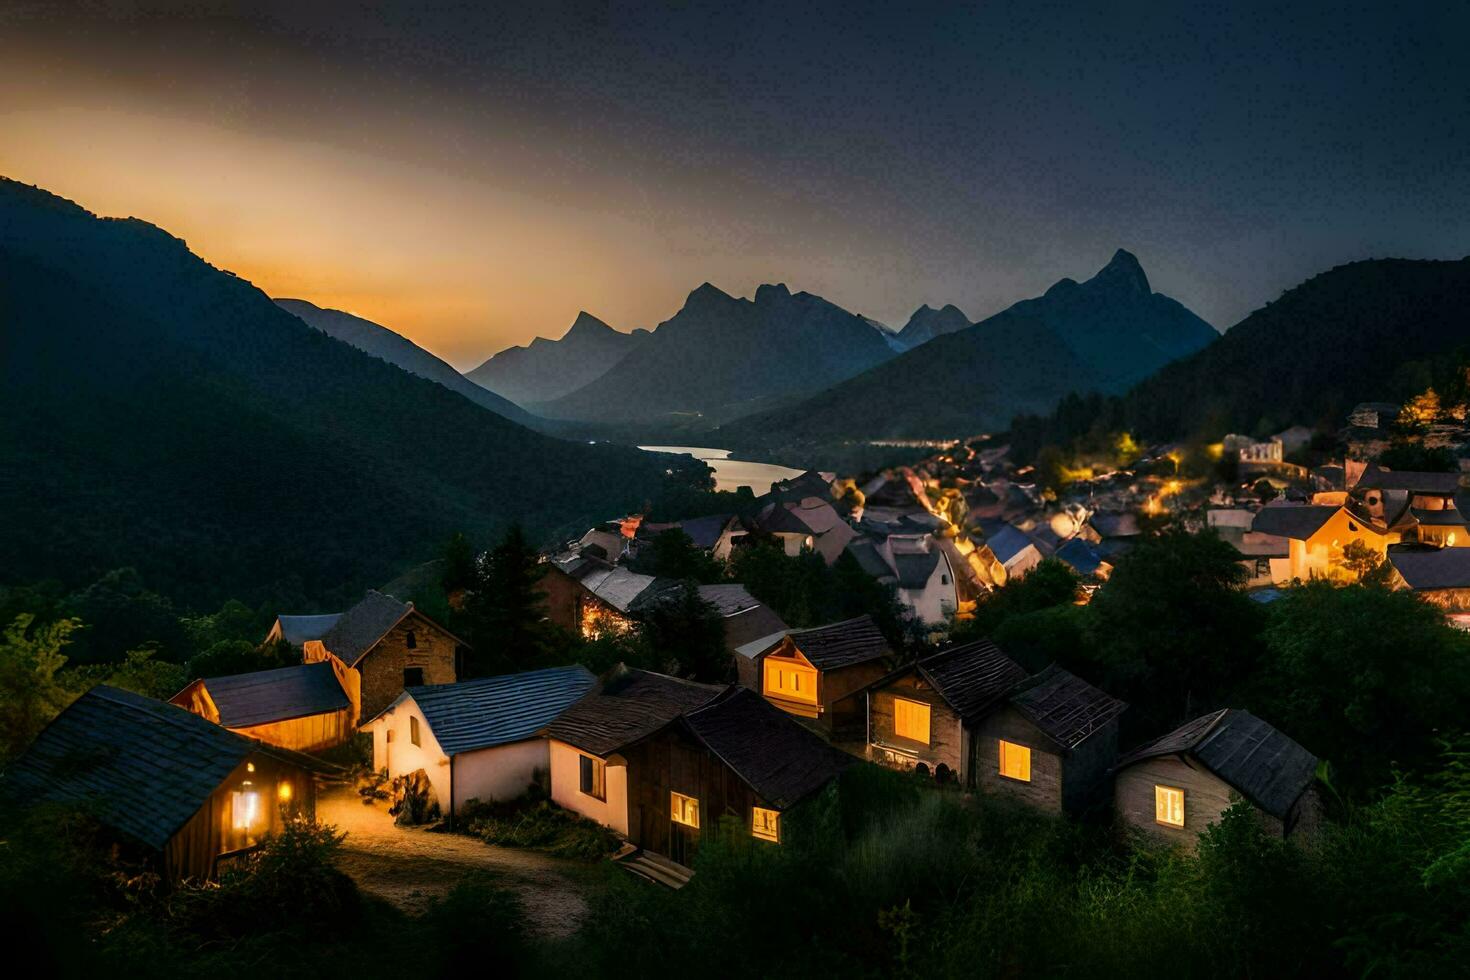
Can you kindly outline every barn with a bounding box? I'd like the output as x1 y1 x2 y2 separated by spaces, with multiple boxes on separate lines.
0 686 329 881
170 658 359 752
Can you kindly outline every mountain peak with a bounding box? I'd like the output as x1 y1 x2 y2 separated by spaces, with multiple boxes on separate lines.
1091 248 1151 295
754 282 791 305
564 311 613 340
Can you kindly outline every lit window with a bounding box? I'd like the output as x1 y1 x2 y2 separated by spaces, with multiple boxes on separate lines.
1155 785 1185 828
409 715 421 747
893 697 931 745
998 740 1031 782
579 754 606 801
752 807 780 843
764 660 816 703
670 792 699 828
277 781 293 803
232 788 260 831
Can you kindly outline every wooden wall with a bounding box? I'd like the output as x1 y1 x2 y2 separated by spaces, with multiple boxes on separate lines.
821 661 889 734
1115 755 1321 850
970 706 1064 813
867 672 966 781
231 709 353 753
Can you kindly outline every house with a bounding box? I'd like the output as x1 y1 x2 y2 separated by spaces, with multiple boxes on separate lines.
0 686 328 881
735 614 894 732
1348 401 1400 429
170 658 359 752
977 524 1046 585
969 664 1126 814
1209 508 1286 588
546 675 850 866
542 667 725 839
1251 501 1410 583
575 521 633 561
541 553 671 639
863 639 1028 785
1054 537 1111 581
696 584 789 656
267 589 465 719
846 530 959 625
363 665 595 816
749 496 856 564
637 513 746 561
1113 709 1322 849
1386 545 1470 609
1355 465 1461 510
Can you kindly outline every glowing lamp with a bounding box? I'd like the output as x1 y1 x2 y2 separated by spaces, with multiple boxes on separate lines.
278 781 293 803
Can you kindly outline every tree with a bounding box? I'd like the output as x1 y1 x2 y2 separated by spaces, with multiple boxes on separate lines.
635 581 728 682
1335 539 1393 587
1377 441 1458 473
462 525 559 674
62 568 186 665
440 532 477 595
629 529 724 583
0 614 79 761
956 558 1079 642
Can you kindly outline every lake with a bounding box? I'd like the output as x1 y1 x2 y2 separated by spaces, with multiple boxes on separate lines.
638 445 807 494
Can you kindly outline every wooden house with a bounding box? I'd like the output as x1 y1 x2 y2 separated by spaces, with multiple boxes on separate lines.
540 553 672 639
1113 709 1322 849
970 664 1126 815
363 665 594 817
736 615 893 732
170 659 359 752
545 672 850 866
0 686 328 881
863 639 1028 785
268 590 466 719
1251 502 1410 584
696 584 789 657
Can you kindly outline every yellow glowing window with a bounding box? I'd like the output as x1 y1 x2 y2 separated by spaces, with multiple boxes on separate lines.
893 697 931 744
752 807 780 843
670 792 700 829
764 660 816 703
998 740 1031 782
232 789 260 831
277 781 293 803
1155 785 1185 828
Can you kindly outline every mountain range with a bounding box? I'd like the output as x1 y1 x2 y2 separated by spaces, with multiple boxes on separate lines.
717 250 1217 453
0 178 678 609
275 298 535 425
526 282 901 425
894 303 971 349
465 311 650 407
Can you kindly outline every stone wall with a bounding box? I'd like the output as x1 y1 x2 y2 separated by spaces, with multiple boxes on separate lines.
867 673 966 781
358 612 458 719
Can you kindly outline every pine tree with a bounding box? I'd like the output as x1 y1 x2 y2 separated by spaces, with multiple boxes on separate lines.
463 525 558 674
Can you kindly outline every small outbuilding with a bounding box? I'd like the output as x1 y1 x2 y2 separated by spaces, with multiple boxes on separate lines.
1113 708 1321 849
170 658 359 752
0 686 328 881
738 614 893 732
363 665 595 816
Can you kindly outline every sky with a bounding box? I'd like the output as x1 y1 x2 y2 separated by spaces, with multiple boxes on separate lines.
1 1 1466 369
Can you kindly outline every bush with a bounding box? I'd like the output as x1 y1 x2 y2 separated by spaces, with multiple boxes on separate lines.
423 874 531 973
461 799 622 861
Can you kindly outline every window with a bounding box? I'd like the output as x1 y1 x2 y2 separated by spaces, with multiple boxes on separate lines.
579 755 606 801
405 629 417 649
998 740 1031 782
764 659 816 704
231 788 261 831
670 791 700 829
752 807 780 843
409 715 421 747
893 697 931 744
404 667 424 687
1155 785 1185 828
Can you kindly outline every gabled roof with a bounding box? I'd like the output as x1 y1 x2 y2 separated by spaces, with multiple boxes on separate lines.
786 615 892 671
1356 465 1461 495
319 590 413 666
986 524 1039 565
698 585 789 651
1055 537 1105 577
1089 511 1141 538
846 537 897 581
733 628 794 661
387 666 596 756
913 640 1027 720
1411 506 1469 527
697 584 764 618
1250 504 1339 540
678 513 736 550
1115 709 1318 820
190 661 350 728
274 613 342 647
0 687 322 852
681 689 853 809
1387 545 1470 590
893 549 941 589
552 556 669 614
542 667 723 757
1006 664 1126 750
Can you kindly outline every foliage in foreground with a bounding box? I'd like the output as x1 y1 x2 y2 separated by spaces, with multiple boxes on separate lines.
460 797 623 861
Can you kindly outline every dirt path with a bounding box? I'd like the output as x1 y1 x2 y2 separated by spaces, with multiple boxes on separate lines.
319 784 594 936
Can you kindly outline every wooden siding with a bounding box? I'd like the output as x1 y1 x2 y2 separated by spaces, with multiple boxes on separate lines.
1115 755 1321 850
230 708 354 753
867 673 966 781
970 706 1064 813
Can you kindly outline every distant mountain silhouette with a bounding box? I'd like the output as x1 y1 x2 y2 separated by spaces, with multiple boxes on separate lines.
1011 256 1470 456
275 298 536 425
532 282 899 424
895 303 971 349
465 311 650 406
718 251 1215 449
0 178 678 609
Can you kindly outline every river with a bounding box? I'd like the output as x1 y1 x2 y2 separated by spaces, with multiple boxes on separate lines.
638 446 807 494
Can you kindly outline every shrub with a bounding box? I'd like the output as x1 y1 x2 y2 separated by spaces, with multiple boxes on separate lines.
462 799 622 861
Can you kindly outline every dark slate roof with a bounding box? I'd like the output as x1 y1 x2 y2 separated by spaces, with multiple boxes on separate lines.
986 525 1037 565
275 613 342 646
0 687 292 851
917 640 1027 721
788 615 892 670
1116 709 1318 819
682 688 853 809
678 514 733 550
398 666 595 756
1089 511 1141 538
1387 545 1470 590
846 538 897 581
320 590 411 666
543 667 723 757
697 584 764 618
1006 664 1126 750
1055 537 1105 577
893 549 940 589
1357 465 1461 495
1412 506 1469 526
1250 504 1339 540
198 661 350 728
